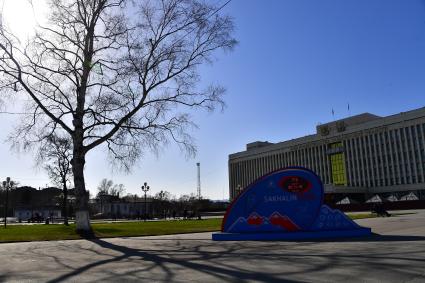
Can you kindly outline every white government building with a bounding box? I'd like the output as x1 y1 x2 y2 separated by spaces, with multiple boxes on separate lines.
228 107 425 203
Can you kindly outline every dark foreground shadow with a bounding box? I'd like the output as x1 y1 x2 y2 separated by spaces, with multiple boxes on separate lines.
47 237 304 283
45 233 425 283
292 234 425 243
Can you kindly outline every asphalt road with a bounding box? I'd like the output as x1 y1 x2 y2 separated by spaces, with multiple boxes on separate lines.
0 210 424 283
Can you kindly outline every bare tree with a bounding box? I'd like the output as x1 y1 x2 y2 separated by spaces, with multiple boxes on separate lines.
0 0 236 231
96 178 125 197
97 179 114 196
152 190 173 218
38 135 73 225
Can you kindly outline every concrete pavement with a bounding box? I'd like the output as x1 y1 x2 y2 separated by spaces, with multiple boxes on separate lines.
0 210 424 282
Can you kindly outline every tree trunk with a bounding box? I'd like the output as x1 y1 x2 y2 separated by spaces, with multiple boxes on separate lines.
62 177 69 226
72 148 91 232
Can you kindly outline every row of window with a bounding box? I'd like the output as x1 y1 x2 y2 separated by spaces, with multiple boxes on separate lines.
230 123 425 194
345 124 425 187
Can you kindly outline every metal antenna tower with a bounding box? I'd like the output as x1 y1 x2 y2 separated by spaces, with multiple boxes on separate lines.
196 162 201 200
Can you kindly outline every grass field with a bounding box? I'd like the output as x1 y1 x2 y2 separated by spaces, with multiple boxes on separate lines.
0 218 222 243
347 213 377 220
0 212 389 243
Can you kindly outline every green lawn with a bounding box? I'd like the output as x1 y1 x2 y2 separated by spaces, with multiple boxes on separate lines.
93 218 222 238
0 219 222 243
346 213 377 220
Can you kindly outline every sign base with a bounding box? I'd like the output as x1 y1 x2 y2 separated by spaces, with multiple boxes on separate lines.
212 228 372 241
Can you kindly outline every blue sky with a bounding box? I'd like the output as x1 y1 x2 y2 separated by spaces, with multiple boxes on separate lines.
0 0 425 200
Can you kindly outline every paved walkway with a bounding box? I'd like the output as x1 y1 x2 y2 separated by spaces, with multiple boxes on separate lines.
0 210 424 282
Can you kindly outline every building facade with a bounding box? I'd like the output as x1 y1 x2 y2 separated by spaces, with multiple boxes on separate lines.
94 194 153 218
14 206 62 221
229 107 425 202
1 186 66 220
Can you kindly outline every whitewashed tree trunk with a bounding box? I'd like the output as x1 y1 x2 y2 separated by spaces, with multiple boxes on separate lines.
72 136 91 232
75 210 90 231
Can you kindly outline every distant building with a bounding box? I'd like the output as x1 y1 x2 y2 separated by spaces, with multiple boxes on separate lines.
1 186 64 220
14 206 61 221
94 194 153 218
229 107 425 203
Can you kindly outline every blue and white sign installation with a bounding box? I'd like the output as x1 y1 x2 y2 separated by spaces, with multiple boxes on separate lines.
212 167 371 241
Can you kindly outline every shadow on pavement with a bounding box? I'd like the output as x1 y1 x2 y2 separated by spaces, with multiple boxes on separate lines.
43 232 425 283
46 237 304 283
291 234 425 243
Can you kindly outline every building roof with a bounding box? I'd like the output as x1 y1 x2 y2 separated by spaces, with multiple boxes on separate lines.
318 113 381 129
230 106 425 160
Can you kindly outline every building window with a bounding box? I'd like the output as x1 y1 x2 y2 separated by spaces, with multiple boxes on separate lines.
330 148 347 186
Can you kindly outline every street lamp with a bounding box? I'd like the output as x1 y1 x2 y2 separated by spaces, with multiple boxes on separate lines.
141 182 150 222
3 177 14 229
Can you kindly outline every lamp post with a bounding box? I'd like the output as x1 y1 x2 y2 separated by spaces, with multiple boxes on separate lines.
141 182 150 222
3 177 14 229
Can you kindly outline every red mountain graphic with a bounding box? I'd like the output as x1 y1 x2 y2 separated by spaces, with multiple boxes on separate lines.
269 212 300 231
247 212 264 226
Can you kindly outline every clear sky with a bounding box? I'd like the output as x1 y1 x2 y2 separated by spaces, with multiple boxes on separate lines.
0 0 425 200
